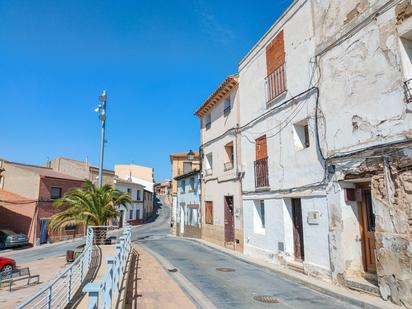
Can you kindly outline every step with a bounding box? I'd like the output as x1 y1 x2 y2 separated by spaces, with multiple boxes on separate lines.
345 276 380 297
287 260 304 274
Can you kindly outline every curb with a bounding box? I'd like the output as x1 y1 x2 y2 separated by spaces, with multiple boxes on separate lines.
171 236 396 309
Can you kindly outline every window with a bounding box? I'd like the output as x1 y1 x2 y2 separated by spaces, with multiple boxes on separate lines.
181 180 186 193
51 187 62 199
183 162 192 174
224 142 234 171
64 224 76 231
205 153 213 176
265 30 286 103
400 31 412 102
205 113 211 129
190 177 195 191
224 97 231 116
293 120 310 150
136 190 141 200
136 209 140 220
254 200 266 233
127 188 131 195
205 201 213 224
129 210 134 220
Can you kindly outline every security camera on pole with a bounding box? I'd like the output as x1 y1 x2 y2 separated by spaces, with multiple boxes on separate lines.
95 90 107 188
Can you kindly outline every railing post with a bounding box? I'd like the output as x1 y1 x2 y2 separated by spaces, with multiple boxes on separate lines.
104 257 115 309
47 286 52 309
68 267 73 303
83 283 100 309
115 244 122 292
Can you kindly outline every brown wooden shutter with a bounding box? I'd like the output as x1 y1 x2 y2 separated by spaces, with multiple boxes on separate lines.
266 30 285 76
255 135 268 161
205 201 213 224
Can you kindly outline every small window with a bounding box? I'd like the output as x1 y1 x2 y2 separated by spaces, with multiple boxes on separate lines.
205 153 213 176
51 187 62 199
136 190 141 200
136 209 140 220
254 200 265 233
181 180 186 193
183 162 192 174
224 142 234 171
224 98 231 116
293 120 310 150
205 201 213 224
205 113 211 130
129 210 134 220
190 177 195 191
127 188 131 195
64 224 76 231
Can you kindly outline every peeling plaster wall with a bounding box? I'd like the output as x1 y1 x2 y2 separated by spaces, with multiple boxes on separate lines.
313 0 412 155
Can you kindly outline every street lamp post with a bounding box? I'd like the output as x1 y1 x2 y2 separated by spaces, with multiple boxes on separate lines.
96 90 107 188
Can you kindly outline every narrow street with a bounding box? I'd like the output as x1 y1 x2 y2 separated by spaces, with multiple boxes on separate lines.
134 202 360 309
2 199 364 308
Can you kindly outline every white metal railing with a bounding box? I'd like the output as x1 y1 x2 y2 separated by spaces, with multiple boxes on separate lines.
83 226 132 309
17 227 95 309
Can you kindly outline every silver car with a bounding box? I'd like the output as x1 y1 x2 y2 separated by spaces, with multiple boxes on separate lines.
0 230 29 250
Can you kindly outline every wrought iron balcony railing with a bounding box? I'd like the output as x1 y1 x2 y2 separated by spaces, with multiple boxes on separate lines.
265 63 286 103
404 78 412 103
254 157 269 188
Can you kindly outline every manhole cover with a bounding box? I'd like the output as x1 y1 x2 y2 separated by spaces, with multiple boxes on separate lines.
216 267 235 272
253 295 280 304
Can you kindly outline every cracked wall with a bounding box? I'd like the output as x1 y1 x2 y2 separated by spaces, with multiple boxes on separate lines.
371 154 412 308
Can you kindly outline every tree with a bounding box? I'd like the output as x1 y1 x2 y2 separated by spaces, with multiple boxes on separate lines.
48 180 132 243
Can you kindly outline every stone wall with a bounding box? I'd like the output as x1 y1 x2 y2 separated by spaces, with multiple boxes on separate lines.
371 153 412 308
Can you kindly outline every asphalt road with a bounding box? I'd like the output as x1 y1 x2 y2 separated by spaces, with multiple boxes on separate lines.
3 197 360 308
136 202 360 309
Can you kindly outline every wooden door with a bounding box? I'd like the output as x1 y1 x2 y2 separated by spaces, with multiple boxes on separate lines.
255 135 268 160
360 189 376 273
224 196 235 243
292 198 304 260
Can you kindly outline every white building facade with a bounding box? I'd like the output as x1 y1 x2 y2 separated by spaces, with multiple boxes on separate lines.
114 178 145 226
237 0 412 306
175 170 201 238
195 76 244 252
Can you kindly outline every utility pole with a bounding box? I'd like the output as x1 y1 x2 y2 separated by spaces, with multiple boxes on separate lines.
96 90 107 188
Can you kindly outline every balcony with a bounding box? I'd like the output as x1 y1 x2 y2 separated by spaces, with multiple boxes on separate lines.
224 161 234 171
404 78 412 103
265 63 286 103
254 157 269 188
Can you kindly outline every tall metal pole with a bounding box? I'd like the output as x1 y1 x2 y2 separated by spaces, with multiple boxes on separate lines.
98 90 107 188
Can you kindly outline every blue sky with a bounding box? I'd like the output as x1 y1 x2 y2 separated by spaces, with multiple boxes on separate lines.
0 0 292 181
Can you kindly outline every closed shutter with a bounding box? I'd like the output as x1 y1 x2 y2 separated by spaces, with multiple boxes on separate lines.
205 201 213 224
256 135 268 160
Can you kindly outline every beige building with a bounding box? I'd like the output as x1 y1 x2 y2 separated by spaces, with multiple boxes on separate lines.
195 75 243 252
46 157 115 186
114 164 154 183
169 151 200 196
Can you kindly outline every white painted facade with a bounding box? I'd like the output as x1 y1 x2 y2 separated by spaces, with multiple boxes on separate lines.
236 0 412 304
114 178 145 226
238 0 329 277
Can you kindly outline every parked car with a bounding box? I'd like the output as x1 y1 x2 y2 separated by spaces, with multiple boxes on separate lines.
0 257 16 273
0 230 29 250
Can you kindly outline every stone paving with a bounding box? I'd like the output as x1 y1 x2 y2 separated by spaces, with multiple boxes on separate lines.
0 255 67 309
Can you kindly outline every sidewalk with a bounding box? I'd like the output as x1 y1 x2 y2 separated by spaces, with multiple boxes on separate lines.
181 236 400 309
121 244 196 309
0 255 67 309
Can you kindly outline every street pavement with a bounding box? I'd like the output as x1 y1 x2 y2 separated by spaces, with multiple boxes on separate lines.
3 197 363 308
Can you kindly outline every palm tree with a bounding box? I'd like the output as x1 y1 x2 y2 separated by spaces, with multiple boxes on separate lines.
48 180 132 244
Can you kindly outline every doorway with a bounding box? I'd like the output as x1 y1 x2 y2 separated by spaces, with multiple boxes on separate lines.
359 188 376 273
119 210 124 228
39 218 49 244
224 196 235 243
291 198 304 261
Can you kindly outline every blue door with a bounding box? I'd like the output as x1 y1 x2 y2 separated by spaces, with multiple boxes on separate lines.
40 219 49 244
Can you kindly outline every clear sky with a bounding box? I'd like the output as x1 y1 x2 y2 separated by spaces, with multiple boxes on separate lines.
0 0 292 181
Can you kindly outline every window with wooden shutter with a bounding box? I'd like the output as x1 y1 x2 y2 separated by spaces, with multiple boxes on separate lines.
205 201 213 224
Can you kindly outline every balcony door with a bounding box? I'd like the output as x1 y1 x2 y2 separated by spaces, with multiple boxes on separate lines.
359 188 376 273
255 135 269 188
